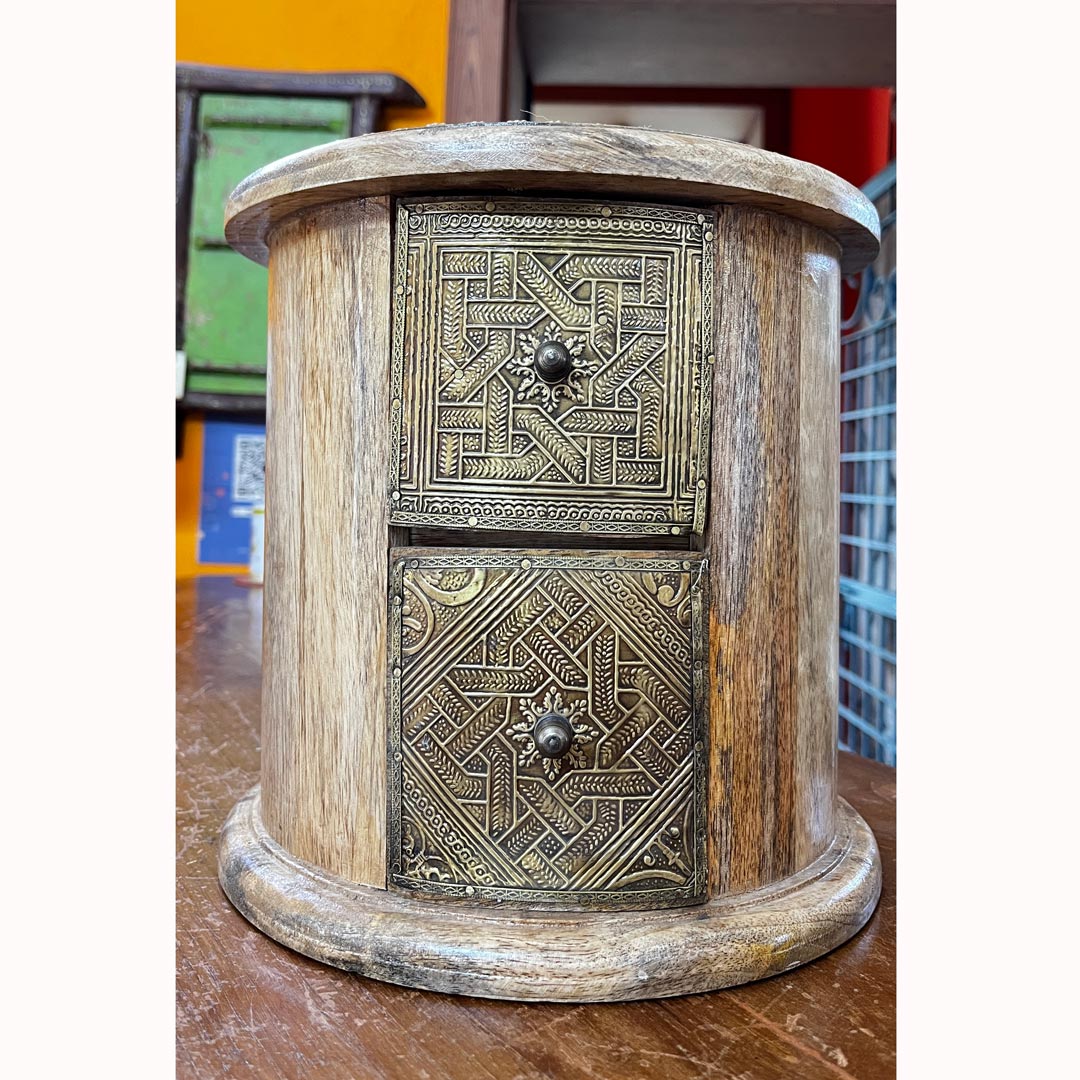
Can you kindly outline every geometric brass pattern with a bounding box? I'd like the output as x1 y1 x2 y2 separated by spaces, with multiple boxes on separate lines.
388 198 715 535
387 550 708 908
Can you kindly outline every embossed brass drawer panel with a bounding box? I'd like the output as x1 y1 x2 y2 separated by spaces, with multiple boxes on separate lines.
388 550 708 908
389 198 715 535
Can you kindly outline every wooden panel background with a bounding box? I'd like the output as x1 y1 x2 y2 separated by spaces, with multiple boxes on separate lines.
445 0 510 123
706 205 840 895
261 198 392 887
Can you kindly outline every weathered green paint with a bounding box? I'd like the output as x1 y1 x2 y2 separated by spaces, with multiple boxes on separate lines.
186 371 268 396
183 94 350 399
198 94 353 130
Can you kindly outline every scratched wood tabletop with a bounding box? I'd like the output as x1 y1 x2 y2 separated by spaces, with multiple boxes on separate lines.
177 577 895 1079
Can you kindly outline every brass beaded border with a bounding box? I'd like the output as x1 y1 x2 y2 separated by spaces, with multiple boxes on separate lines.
386 549 709 909
387 196 716 536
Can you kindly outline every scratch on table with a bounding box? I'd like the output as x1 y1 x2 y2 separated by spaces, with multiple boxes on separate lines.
729 1001 854 1079
785 1013 849 1070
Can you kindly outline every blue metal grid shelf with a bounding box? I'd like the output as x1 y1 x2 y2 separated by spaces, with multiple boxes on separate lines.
838 162 896 764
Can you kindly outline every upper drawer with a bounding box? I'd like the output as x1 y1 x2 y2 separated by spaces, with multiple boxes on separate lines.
388 197 715 536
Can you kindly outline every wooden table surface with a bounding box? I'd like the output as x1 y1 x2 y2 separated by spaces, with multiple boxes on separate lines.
177 576 896 1079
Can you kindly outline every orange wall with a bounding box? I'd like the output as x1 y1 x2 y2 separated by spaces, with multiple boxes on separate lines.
176 0 450 577
176 0 449 128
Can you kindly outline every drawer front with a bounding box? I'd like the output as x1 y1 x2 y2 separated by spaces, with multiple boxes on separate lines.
388 550 708 908
389 198 715 535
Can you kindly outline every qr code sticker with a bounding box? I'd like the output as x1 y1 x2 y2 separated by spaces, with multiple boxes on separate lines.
232 434 266 503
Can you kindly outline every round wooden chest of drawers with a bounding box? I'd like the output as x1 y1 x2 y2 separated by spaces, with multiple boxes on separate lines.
218 122 883 1002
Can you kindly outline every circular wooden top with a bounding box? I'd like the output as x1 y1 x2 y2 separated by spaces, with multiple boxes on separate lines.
225 122 880 273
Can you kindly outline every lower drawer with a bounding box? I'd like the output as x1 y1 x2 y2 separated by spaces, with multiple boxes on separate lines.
387 549 708 909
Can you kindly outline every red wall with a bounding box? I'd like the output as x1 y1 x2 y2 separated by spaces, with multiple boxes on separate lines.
790 88 893 188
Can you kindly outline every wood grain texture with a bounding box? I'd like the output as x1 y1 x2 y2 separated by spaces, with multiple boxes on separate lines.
797 227 842 868
223 122 880 273
261 198 391 887
221 786 877 1003
706 207 842 895
175 64 425 106
223 130 881 998
179 577 896 1077
445 0 511 123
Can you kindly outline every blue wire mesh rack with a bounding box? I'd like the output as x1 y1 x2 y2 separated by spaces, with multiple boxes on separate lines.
838 162 896 764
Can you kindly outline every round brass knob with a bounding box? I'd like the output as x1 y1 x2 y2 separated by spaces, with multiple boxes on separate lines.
533 712 574 759
534 340 573 383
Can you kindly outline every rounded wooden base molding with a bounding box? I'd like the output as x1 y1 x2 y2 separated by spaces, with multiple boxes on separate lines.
218 788 881 1003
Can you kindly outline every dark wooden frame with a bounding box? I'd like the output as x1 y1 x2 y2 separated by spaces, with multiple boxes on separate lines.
446 0 524 123
444 4 792 147
176 63 424 414
447 0 895 112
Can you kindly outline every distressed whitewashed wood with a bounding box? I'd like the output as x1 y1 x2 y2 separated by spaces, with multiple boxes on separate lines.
796 227 842 870
220 786 881 1003
221 123 884 1001
224 122 879 272
705 209 845 895
261 198 391 887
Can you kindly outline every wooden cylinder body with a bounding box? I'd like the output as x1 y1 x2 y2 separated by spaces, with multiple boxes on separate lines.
261 199 393 889
219 123 881 1001
707 209 840 896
